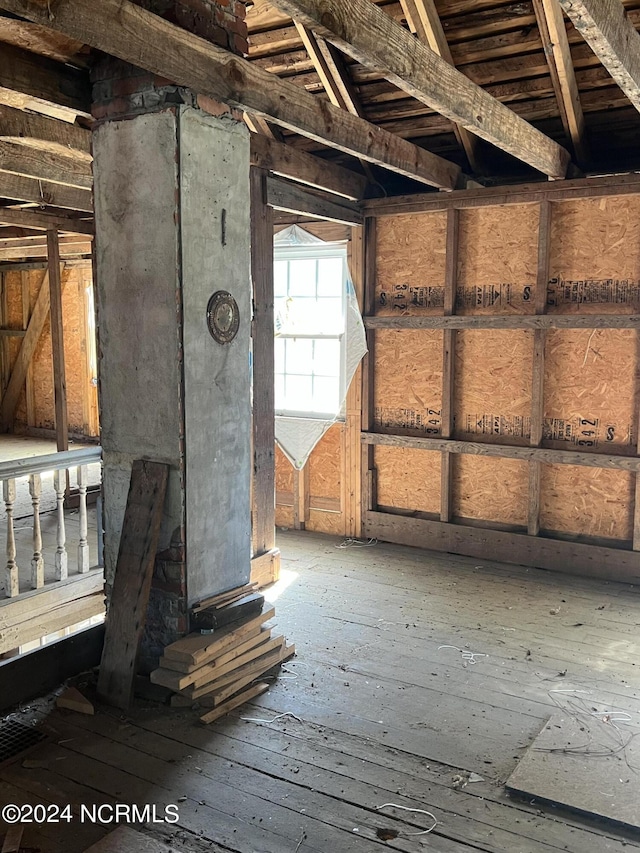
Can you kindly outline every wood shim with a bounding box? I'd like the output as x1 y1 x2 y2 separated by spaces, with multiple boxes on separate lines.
375 446 441 514
375 212 447 315
97 460 169 710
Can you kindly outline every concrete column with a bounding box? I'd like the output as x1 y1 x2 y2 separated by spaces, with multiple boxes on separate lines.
93 105 251 663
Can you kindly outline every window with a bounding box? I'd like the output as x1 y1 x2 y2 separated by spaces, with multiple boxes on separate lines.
274 242 348 420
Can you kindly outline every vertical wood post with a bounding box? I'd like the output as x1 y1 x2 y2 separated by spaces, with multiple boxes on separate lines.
29 473 44 589
250 167 276 557
361 216 377 517
53 468 68 580
440 208 459 522
293 464 309 529
77 464 90 572
47 230 68 452
343 226 364 538
528 200 551 536
3 478 18 597
21 270 36 428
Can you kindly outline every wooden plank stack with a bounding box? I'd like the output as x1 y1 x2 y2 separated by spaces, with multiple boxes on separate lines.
150 584 294 724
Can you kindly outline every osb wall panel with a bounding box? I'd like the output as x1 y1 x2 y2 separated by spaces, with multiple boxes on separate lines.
452 456 529 527
375 212 447 315
307 425 341 499
275 505 294 528
307 508 343 535
374 446 440 515
454 329 533 441
457 204 538 315
543 328 637 451
275 444 294 495
540 464 634 541
373 329 443 434
2 267 97 436
549 196 640 314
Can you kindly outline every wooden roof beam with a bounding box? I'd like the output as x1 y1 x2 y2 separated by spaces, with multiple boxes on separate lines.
0 0 460 190
266 176 362 225
0 172 92 210
399 0 481 173
268 0 571 178
294 22 362 115
0 104 91 157
532 0 589 166
250 134 367 200
0 43 90 120
0 206 93 234
556 0 640 115
0 140 92 188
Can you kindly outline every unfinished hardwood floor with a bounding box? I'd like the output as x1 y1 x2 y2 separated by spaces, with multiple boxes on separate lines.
3 529 640 852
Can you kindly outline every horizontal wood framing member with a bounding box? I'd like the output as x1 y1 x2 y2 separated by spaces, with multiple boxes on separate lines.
266 176 363 225
365 172 640 216
0 172 92 212
362 510 640 583
0 208 93 235
364 314 640 329
0 0 461 190
362 431 640 471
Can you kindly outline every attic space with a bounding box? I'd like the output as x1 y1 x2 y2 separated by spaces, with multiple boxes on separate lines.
2 0 640 851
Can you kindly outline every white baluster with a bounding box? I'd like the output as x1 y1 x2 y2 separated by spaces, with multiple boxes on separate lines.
77 464 89 573
53 469 68 580
29 473 44 589
3 479 19 597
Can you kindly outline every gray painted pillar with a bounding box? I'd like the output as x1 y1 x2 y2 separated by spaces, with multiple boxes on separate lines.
93 106 251 625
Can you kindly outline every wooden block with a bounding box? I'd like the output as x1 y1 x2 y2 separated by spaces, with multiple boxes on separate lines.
191 591 264 631
192 582 257 614
250 548 281 588
185 636 285 699
56 685 94 715
200 681 270 725
163 604 276 666
158 624 265 673
97 460 169 710
2 825 23 853
169 694 193 708
153 627 271 688
198 642 294 707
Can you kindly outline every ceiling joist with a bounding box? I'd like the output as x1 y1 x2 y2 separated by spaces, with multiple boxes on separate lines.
250 134 367 200
0 171 92 210
0 206 93 234
268 0 572 178
532 0 589 166
0 139 92 188
0 0 461 191
557 0 640 114
398 0 480 172
266 175 363 225
0 104 91 157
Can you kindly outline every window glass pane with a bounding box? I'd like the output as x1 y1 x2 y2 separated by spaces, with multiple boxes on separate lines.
285 338 313 375
313 339 340 376
285 375 314 412
312 376 340 414
313 298 343 334
274 337 285 373
275 374 286 410
274 260 288 297
317 257 344 297
288 258 317 296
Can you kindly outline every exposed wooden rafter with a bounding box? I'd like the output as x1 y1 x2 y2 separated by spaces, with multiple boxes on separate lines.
0 0 460 190
266 176 363 225
0 207 93 234
556 0 640 114
0 104 91 156
250 134 367 200
0 43 90 119
267 0 572 178
532 0 589 166
399 0 480 172
294 22 362 115
0 172 92 211
0 139 92 188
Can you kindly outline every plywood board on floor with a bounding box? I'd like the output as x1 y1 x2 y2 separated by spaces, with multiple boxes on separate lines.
507 712 640 830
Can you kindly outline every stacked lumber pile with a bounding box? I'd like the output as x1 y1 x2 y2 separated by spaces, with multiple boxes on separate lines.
150 584 294 724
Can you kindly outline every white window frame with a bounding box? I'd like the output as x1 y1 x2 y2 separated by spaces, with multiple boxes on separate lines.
274 241 348 421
